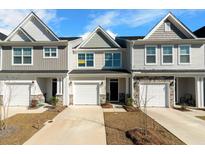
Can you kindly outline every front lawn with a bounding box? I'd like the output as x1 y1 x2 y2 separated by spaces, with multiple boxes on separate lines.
0 105 65 145
104 110 185 145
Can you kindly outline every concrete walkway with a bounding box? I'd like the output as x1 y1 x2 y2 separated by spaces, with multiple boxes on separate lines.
24 106 106 145
146 108 205 145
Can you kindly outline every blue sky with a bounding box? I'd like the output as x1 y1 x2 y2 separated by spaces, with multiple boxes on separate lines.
1 9 205 37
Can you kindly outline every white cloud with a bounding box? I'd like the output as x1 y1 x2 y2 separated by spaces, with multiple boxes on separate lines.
84 9 200 33
85 11 119 31
0 9 59 35
106 29 117 38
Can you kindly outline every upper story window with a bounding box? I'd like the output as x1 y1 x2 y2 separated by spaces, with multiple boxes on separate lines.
105 52 121 68
162 45 173 64
145 46 157 65
78 53 94 67
179 45 191 64
43 47 58 58
13 47 32 65
165 22 171 31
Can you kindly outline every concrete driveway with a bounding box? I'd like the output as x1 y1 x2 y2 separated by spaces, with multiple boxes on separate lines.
146 108 205 145
24 106 106 145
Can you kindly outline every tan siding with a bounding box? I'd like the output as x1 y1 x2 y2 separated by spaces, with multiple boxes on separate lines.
148 21 188 39
2 46 68 70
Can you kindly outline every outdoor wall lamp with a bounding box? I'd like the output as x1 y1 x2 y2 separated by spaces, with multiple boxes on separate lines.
69 81 72 86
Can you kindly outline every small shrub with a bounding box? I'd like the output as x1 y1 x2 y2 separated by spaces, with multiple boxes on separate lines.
49 96 59 107
126 97 134 106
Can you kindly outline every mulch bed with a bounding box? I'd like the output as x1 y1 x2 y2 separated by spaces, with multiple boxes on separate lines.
104 111 185 145
174 107 191 112
0 104 66 145
196 116 205 121
123 105 140 112
101 103 113 108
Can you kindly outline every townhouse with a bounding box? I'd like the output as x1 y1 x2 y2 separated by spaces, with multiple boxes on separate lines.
0 11 205 109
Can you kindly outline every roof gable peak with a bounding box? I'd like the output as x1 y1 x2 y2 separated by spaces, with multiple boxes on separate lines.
5 11 59 41
77 26 120 49
144 12 196 40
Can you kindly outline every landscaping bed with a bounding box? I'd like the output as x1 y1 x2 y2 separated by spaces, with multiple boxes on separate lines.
101 102 113 108
196 116 205 121
0 104 66 145
104 110 185 145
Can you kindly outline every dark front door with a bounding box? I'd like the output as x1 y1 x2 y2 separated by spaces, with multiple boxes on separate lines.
110 79 118 101
52 79 57 97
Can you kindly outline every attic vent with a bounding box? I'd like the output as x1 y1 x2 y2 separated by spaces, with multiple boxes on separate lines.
165 22 171 31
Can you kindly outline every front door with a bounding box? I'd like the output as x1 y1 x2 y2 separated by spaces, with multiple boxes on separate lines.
52 79 57 97
110 79 118 101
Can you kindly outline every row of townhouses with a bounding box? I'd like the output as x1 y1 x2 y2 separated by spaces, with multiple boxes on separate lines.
0 11 205 108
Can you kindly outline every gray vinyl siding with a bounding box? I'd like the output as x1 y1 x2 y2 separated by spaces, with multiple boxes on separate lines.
132 44 205 70
9 17 57 42
148 21 188 39
70 50 127 70
82 31 117 48
2 46 68 70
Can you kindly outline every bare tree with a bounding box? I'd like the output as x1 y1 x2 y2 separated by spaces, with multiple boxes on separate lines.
0 81 14 130
139 84 155 142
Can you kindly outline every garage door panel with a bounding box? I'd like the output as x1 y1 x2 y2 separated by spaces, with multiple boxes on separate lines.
74 83 99 105
6 84 30 106
140 84 167 107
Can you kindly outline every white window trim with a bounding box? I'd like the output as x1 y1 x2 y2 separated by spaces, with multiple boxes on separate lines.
43 46 58 58
12 47 33 66
161 45 174 65
77 52 95 68
104 52 122 68
178 45 191 65
145 45 158 65
165 22 171 32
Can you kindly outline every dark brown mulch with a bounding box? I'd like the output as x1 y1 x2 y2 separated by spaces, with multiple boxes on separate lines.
174 107 191 112
104 111 185 145
123 105 140 112
101 103 113 108
0 105 66 145
196 116 205 121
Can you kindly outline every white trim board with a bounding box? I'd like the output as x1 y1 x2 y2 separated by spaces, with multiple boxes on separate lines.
143 12 197 40
5 11 59 42
77 26 120 49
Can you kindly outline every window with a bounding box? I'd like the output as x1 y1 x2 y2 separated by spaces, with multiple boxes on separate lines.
13 47 32 65
78 53 94 67
105 53 121 67
162 45 173 64
165 22 171 31
145 46 157 64
43 47 58 58
179 45 191 64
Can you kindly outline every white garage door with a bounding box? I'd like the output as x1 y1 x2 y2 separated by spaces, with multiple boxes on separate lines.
6 84 30 106
74 83 99 105
139 83 167 107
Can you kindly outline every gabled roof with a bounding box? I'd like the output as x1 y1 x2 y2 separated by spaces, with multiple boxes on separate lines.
5 11 59 41
194 26 205 38
77 26 121 49
0 32 7 41
144 12 197 40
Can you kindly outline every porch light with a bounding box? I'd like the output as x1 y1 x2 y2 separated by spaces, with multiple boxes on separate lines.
100 82 103 86
69 81 72 86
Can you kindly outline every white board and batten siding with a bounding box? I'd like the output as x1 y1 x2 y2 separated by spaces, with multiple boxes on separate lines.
139 83 168 107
